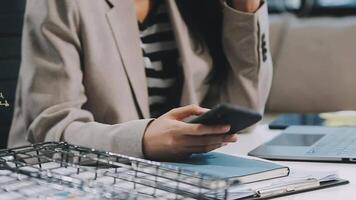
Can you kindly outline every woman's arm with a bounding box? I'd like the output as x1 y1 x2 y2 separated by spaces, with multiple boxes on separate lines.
10 0 237 160
219 1 273 114
11 0 153 157
228 0 261 13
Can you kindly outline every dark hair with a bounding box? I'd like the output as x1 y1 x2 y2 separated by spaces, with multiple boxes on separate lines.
175 1 229 86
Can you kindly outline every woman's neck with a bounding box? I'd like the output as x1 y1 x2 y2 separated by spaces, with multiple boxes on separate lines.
135 0 154 23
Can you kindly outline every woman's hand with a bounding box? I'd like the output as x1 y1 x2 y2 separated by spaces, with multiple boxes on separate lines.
229 0 261 13
143 105 238 161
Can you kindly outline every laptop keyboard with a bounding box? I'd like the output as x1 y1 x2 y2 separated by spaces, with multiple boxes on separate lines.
306 131 356 157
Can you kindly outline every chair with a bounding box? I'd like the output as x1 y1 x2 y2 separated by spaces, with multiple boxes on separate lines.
0 0 26 149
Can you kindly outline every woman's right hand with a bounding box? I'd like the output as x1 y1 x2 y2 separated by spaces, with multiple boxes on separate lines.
143 105 238 161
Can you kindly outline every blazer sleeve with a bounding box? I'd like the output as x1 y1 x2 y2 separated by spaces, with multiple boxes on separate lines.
220 1 273 114
10 0 151 157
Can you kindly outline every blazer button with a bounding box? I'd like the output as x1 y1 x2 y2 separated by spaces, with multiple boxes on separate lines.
261 33 268 62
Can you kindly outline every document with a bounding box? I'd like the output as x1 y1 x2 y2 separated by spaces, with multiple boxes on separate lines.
320 111 356 126
208 168 340 200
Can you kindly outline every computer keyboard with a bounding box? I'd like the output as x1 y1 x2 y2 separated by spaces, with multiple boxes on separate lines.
306 131 356 157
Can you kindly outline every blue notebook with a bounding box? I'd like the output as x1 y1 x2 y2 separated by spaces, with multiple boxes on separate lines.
162 152 289 184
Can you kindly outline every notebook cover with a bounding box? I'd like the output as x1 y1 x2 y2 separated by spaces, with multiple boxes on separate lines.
162 152 289 181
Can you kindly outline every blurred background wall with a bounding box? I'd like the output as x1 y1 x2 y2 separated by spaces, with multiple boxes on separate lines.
267 0 356 112
0 0 356 148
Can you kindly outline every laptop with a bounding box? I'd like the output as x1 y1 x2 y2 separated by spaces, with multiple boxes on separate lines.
249 126 356 163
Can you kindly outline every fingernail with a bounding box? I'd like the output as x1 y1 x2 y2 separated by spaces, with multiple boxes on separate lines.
222 125 231 132
202 108 210 112
224 134 238 142
231 135 238 142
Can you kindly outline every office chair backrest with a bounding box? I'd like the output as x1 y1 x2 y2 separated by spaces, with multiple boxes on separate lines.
0 0 26 149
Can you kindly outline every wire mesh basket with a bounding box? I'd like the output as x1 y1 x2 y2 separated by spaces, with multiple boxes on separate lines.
0 142 236 199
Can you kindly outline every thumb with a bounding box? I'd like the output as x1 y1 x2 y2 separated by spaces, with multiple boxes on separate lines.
166 105 209 120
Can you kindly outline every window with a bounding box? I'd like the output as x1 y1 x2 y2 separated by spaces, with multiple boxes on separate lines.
268 0 356 16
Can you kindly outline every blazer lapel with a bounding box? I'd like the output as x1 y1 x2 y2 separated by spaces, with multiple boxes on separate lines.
105 0 150 118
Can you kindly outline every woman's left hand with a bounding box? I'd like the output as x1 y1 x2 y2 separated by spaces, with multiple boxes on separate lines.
229 0 261 13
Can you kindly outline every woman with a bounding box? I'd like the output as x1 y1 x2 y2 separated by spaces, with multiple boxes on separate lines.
9 0 272 160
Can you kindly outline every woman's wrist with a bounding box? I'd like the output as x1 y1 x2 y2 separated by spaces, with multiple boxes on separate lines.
227 0 261 13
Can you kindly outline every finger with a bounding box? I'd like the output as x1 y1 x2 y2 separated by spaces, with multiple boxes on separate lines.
183 144 224 154
177 122 231 136
223 134 239 143
165 105 209 120
181 134 235 147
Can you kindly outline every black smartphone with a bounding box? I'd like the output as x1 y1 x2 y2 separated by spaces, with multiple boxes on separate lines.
189 104 262 134
268 114 323 129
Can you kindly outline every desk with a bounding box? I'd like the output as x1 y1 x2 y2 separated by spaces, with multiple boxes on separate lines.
216 115 356 200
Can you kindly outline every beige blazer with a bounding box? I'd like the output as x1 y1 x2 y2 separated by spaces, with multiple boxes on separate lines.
9 0 272 157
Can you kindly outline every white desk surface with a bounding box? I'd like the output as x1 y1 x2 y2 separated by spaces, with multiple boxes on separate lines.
216 115 356 200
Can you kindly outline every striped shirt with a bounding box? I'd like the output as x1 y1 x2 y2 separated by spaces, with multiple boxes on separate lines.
139 1 183 118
